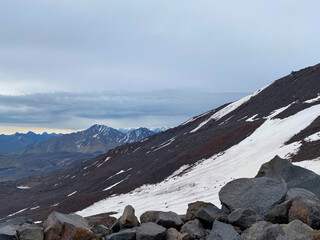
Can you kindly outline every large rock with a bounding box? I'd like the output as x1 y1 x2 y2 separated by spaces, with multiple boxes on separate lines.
155 212 183 229
135 222 166 240
85 213 117 228
0 217 34 240
16 223 44 240
289 200 320 229
256 156 320 197
227 209 262 230
186 201 224 227
107 229 136 240
207 221 240 240
276 219 313 240
286 188 320 205
241 221 284 240
42 211 95 240
119 205 139 229
0 225 18 240
180 219 205 240
140 211 162 224
219 177 287 216
265 200 292 224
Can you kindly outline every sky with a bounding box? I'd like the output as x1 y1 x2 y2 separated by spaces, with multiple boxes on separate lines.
0 0 319 134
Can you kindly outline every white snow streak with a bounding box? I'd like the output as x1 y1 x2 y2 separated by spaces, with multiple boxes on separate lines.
103 180 125 191
78 103 320 219
67 191 77 197
246 114 258 122
304 95 320 104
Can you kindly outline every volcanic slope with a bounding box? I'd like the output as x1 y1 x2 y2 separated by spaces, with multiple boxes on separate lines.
1 63 320 222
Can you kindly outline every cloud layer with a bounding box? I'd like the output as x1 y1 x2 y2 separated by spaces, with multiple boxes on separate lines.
0 1 319 131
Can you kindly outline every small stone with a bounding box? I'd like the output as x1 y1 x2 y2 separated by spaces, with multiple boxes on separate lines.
166 228 185 240
241 221 284 240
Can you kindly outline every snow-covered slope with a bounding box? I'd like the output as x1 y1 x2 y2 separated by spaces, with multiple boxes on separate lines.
77 101 320 218
1 63 320 222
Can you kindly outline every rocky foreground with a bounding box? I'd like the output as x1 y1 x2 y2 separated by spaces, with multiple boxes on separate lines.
1 156 320 240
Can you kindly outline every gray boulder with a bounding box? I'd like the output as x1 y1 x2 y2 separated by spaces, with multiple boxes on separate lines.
256 156 320 197
155 211 183 229
16 223 43 240
241 221 284 240
265 200 292 224
119 205 140 229
186 201 224 227
42 211 95 240
181 219 205 240
207 221 240 240
219 177 287 216
0 225 18 240
107 229 136 240
276 219 313 240
135 222 166 240
286 188 320 205
227 209 262 230
140 211 162 223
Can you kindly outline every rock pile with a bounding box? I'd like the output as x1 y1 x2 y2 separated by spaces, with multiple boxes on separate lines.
1 156 320 240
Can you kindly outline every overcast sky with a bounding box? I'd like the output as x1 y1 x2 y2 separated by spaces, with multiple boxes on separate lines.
0 0 319 134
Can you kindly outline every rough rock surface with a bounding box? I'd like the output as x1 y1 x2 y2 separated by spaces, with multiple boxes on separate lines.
107 229 136 240
241 221 284 240
207 220 240 240
180 219 205 240
219 177 287 216
227 209 262 230
42 211 95 240
276 219 313 240
265 200 292 224
256 156 320 197
155 211 183 229
165 228 186 240
135 222 166 240
186 201 224 227
119 205 140 229
289 200 320 229
140 211 162 224
16 223 44 240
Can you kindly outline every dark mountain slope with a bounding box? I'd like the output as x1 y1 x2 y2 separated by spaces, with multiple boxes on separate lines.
1 63 320 222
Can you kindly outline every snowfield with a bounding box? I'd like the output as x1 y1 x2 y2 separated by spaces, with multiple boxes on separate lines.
77 103 320 218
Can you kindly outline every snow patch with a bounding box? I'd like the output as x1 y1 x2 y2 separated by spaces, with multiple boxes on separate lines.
246 114 258 122
17 186 31 190
304 131 320 142
103 180 125 191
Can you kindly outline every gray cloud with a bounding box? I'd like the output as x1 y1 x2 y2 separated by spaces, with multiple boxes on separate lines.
0 90 247 129
0 1 319 130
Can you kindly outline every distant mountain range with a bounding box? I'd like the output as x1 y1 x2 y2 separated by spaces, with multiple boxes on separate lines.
24 125 156 154
0 132 61 155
